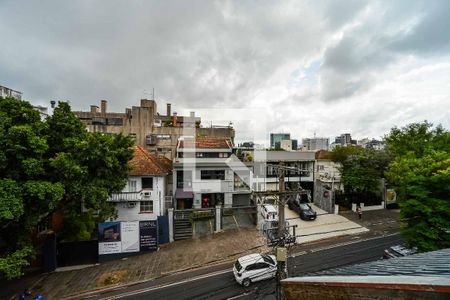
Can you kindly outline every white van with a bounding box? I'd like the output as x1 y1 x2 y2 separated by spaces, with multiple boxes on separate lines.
261 204 278 221
233 253 278 287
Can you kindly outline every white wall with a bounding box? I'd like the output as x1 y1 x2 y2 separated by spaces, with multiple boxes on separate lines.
112 175 166 222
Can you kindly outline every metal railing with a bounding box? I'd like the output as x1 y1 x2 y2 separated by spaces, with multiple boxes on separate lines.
108 192 142 202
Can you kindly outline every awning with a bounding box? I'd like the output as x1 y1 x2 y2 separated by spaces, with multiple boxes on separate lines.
175 188 194 199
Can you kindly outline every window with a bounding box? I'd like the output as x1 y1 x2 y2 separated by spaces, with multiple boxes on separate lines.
201 170 225 180
142 177 153 189
317 165 325 171
128 180 137 192
140 201 153 213
234 172 249 190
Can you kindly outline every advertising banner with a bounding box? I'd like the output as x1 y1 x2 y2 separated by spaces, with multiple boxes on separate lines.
98 222 121 255
121 221 140 253
139 220 158 252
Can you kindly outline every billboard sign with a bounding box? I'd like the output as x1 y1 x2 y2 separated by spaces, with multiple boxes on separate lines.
140 220 158 251
121 221 140 253
98 222 122 255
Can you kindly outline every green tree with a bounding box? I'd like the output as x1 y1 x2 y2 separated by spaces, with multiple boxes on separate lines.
0 98 134 279
330 146 390 194
0 97 64 279
46 102 134 241
385 121 450 251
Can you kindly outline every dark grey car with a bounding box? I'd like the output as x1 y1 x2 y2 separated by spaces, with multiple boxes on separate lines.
288 200 317 220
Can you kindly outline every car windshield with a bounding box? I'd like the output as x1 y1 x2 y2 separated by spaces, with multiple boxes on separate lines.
299 203 310 210
234 260 242 271
261 254 275 265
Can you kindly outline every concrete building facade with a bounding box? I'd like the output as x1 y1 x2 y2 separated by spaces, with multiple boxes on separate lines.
173 137 251 209
270 133 290 149
302 137 329 151
0 85 22 100
252 151 316 195
74 99 235 159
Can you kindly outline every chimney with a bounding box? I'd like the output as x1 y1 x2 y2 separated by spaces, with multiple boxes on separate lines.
173 112 177 127
101 100 107 114
167 103 171 117
90 105 99 113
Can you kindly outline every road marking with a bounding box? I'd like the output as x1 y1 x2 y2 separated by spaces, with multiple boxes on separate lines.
289 232 400 257
226 291 252 299
98 269 231 299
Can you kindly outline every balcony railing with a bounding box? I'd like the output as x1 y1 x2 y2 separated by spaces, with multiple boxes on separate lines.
108 192 142 202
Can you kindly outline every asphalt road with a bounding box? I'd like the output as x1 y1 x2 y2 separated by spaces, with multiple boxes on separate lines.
91 233 403 300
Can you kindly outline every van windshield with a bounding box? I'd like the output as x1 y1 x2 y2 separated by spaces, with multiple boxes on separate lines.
235 260 242 271
262 254 275 265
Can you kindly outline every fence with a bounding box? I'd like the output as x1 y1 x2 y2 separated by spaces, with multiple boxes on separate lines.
335 191 382 210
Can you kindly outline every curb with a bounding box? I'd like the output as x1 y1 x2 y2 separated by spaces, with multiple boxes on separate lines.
62 243 269 299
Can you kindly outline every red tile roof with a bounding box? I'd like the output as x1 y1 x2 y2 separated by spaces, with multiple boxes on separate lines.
315 150 331 159
178 138 233 149
129 146 172 176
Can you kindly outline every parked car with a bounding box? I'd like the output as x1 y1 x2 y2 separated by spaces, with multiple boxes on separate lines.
261 204 278 221
383 244 418 259
233 253 278 287
288 200 317 220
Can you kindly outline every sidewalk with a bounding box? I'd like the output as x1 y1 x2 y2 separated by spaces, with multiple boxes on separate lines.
286 204 369 244
4 209 400 300
4 228 269 300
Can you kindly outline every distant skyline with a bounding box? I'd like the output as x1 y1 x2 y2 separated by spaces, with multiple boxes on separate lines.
1 0 449 144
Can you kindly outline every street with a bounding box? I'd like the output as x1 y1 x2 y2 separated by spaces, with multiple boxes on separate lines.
88 233 403 300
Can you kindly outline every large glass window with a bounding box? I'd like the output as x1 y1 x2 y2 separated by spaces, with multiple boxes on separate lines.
201 170 225 180
140 201 153 213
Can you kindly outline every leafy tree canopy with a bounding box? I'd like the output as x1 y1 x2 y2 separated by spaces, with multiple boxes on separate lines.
385 121 450 251
0 97 133 279
330 145 390 194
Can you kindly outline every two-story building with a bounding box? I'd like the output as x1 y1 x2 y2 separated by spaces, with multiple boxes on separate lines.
108 146 172 221
173 137 252 209
252 151 316 194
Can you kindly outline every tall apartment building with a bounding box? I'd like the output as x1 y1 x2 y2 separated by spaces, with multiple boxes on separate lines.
334 133 356 146
302 137 329 151
0 85 22 100
270 133 290 149
74 99 235 159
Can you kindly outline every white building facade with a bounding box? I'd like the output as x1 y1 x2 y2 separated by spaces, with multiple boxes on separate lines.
108 146 172 221
173 138 251 209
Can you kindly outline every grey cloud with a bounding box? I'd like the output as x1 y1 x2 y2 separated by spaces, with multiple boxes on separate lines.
389 1 450 55
319 0 450 102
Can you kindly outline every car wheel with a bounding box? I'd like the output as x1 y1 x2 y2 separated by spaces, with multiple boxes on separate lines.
242 278 251 287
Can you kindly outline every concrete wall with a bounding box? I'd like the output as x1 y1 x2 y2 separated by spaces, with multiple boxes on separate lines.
74 101 235 159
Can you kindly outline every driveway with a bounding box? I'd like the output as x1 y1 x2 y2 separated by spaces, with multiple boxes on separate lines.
285 204 368 244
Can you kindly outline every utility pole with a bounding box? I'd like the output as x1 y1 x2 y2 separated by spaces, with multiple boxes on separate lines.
277 162 286 300
278 162 285 238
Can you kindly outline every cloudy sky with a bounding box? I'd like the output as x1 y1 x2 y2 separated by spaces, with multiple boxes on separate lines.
1 0 449 144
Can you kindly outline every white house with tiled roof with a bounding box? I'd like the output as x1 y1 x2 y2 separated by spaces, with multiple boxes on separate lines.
173 137 251 209
108 146 172 221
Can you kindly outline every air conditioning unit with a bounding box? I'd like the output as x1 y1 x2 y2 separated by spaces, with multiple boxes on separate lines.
142 192 151 200
146 134 157 145
127 202 137 208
